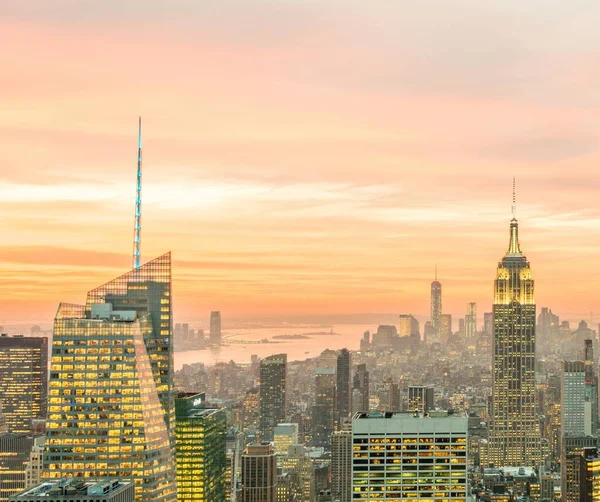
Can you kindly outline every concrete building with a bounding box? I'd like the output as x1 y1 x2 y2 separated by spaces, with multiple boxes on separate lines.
241 443 277 502
351 410 468 500
10 480 134 502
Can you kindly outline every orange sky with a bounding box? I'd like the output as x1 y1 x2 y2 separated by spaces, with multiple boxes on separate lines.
1 1 600 325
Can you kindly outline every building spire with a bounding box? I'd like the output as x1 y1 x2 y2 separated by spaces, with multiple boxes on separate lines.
507 177 521 255
133 117 142 270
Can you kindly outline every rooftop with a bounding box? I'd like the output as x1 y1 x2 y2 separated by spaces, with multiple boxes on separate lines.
13 479 132 499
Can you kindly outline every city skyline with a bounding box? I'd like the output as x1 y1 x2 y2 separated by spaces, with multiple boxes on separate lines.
2 2 600 324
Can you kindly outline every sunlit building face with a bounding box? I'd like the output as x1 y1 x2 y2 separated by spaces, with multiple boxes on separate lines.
43 254 176 502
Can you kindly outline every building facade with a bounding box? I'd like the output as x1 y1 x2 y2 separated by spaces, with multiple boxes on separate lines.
42 254 176 502
175 394 227 502
0 335 48 435
465 303 477 341
408 385 434 414
351 411 468 500
241 443 277 502
336 349 351 426
331 426 352 502
259 355 287 442
312 369 336 448
0 434 34 502
352 365 369 414
210 311 222 346
489 216 540 467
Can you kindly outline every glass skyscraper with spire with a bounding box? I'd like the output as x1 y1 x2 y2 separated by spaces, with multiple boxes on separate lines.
489 215 540 467
43 253 176 502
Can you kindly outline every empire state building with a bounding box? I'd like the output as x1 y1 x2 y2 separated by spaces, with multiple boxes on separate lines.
489 204 540 467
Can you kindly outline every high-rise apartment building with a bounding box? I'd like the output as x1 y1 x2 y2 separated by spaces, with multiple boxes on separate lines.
312 369 336 448
210 311 222 346
241 443 277 502
259 354 287 442
0 335 48 435
465 303 477 341
352 364 369 413
408 385 434 414
351 410 468 500
336 349 351 426
331 425 352 502
42 254 176 502
489 213 540 467
175 394 226 502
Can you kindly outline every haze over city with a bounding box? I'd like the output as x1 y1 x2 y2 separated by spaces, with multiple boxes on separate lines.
2 1 600 324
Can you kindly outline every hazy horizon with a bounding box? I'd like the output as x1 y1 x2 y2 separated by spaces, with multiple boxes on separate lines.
2 1 600 322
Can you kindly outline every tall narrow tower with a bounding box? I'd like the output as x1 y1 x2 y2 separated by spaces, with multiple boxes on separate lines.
133 117 142 270
489 182 540 467
430 266 442 335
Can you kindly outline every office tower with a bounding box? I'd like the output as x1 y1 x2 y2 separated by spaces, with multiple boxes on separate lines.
274 424 298 456
430 271 442 332
276 469 292 502
388 382 400 411
352 364 369 413
489 204 540 467
259 354 287 442
438 314 452 342
312 369 336 447
580 447 600 502
562 361 592 437
371 325 397 348
0 335 48 434
336 349 351 426
281 445 314 502
351 410 468 500
563 437 598 502
584 339 598 432
10 480 134 502
226 429 243 502
43 254 176 502
0 434 34 502
483 312 493 338
397 314 419 338
24 437 44 490
243 388 260 431
408 385 434 414
465 303 477 340
210 311 222 346
331 425 352 502
175 393 226 502
241 443 277 502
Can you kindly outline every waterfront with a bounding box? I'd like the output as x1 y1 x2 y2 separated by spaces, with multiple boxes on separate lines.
174 324 373 369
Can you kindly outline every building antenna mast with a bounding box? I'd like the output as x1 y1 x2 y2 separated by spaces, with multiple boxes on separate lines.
133 117 142 270
512 176 516 219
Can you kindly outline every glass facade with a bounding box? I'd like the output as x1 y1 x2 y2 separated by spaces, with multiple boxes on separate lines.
175 395 227 502
43 253 176 502
0 336 48 435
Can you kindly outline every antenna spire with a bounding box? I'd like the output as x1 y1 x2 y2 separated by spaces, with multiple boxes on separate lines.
133 117 142 270
511 176 516 219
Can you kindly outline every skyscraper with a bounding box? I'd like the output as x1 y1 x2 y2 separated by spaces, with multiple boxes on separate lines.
241 443 277 502
335 349 351 426
259 354 287 442
489 200 540 467
331 425 352 502
312 369 336 448
465 302 477 341
210 311 222 346
352 364 369 413
430 270 442 334
438 314 452 343
351 410 468 500
175 394 227 502
43 254 176 502
408 385 434 414
0 335 48 435
397 314 419 338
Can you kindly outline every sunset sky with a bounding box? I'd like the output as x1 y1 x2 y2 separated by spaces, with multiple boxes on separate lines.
2 1 600 325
